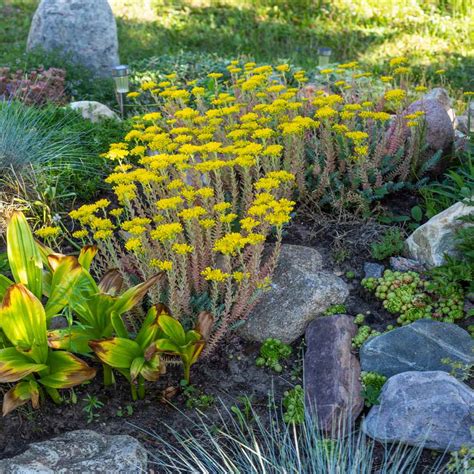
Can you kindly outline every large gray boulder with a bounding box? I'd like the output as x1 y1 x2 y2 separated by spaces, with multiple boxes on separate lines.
360 319 474 377
0 430 147 473
239 244 349 343
423 88 457 129
305 315 364 433
362 371 474 451
406 201 473 267
70 101 119 122
27 0 119 77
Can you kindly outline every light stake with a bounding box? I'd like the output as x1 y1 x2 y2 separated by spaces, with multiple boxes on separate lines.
112 65 130 118
318 47 332 67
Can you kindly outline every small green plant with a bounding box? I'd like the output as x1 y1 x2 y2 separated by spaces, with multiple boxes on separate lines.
283 385 304 425
323 304 347 316
116 404 134 417
360 371 387 407
352 325 380 349
441 357 473 382
231 395 255 429
82 394 104 423
370 228 405 261
362 270 465 324
345 271 356 280
180 380 215 410
256 338 292 373
354 313 365 325
446 446 474 473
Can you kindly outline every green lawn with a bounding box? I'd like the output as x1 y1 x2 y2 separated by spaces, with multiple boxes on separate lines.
1 0 473 90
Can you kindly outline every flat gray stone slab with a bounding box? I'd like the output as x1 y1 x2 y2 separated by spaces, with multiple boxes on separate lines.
362 371 474 451
0 430 147 473
360 319 474 377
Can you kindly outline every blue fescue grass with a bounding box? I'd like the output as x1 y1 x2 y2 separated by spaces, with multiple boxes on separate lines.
133 397 451 474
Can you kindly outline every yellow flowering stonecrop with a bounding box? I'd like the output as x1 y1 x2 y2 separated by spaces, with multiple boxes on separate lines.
71 57 449 354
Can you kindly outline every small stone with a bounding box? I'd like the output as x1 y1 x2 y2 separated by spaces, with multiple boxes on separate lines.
363 262 384 279
49 316 68 330
304 315 364 433
362 371 474 451
27 0 120 77
406 201 473 267
239 244 349 343
0 430 148 473
360 319 474 377
389 256 425 273
70 101 119 122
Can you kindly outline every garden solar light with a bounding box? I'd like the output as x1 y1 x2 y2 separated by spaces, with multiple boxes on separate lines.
112 65 129 117
318 47 332 67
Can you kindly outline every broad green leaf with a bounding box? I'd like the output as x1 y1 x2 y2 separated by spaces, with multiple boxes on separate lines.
0 284 48 364
89 337 142 369
34 239 56 270
130 356 145 381
98 269 123 295
45 256 84 319
3 380 40 416
78 246 98 271
0 347 47 382
157 314 186 346
47 327 93 354
110 311 129 339
39 351 96 389
141 355 162 382
112 274 162 316
7 212 43 298
135 305 165 349
0 274 13 301
155 338 181 354
185 330 202 345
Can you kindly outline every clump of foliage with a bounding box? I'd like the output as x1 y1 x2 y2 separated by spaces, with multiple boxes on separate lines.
256 338 292 373
0 66 67 105
324 303 347 316
370 228 405 261
352 325 380 349
283 385 304 424
446 446 474 473
361 371 387 407
362 270 465 324
180 380 215 410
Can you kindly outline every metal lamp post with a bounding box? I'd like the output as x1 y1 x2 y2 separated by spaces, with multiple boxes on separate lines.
112 65 129 118
318 47 332 67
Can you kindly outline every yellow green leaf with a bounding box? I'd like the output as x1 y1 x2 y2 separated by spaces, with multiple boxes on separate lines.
7 212 43 298
0 275 13 301
78 246 98 271
0 284 48 364
130 356 145 381
45 256 84 319
157 314 186 346
89 337 142 369
2 380 40 416
38 351 96 389
0 347 47 382
47 327 92 354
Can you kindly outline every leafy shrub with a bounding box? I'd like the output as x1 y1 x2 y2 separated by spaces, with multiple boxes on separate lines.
370 228 405 260
361 371 387 407
0 66 67 105
256 338 292 372
283 384 305 424
362 270 465 324
324 303 347 315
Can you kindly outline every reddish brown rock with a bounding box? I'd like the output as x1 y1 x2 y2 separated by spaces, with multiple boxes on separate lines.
304 315 363 434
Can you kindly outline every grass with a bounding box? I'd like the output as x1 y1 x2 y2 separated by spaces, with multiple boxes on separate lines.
0 0 473 92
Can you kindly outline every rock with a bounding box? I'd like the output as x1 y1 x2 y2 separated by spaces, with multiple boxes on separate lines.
406 201 473 267
423 88 457 129
304 315 364 433
404 98 454 175
239 244 349 343
363 262 384 279
457 115 470 135
48 316 68 330
389 256 426 273
360 319 474 377
70 101 119 122
0 430 147 473
362 371 474 451
27 0 119 77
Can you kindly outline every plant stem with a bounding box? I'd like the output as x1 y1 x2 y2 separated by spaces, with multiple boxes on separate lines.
184 363 191 384
130 383 138 401
138 376 145 400
46 387 62 404
103 364 114 386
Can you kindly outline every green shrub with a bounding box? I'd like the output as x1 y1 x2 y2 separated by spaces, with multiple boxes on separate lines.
370 228 405 261
256 338 292 373
283 385 304 424
361 371 387 407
